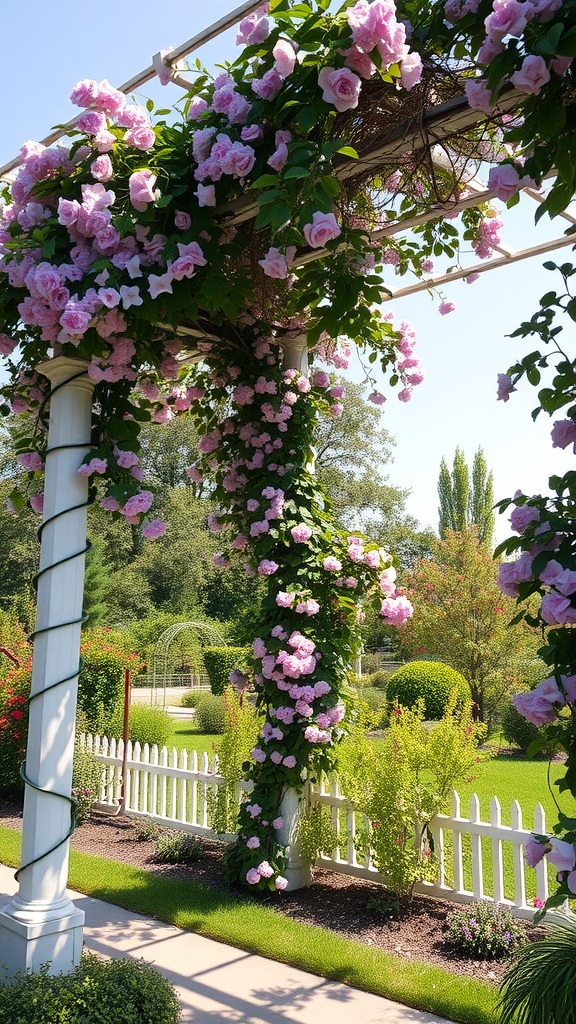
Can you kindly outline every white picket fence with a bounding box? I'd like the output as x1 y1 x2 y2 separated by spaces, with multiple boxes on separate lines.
81 733 553 919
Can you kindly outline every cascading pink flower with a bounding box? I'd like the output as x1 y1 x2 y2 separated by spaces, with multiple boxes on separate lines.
128 169 158 211
303 212 341 248
318 66 362 112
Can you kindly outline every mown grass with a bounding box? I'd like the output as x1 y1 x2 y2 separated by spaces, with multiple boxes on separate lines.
0 825 498 1024
165 720 219 758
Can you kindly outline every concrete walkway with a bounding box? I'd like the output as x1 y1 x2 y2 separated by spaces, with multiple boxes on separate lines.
0 863 455 1024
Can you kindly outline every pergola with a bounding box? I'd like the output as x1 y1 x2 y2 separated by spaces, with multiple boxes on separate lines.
0 0 568 976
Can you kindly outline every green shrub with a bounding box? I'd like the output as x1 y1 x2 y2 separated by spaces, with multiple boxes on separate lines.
154 830 203 864
501 699 543 752
203 646 248 695
386 660 470 720
72 737 104 823
0 952 181 1023
338 700 485 897
208 687 261 834
498 915 576 1024
179 688 207 708
78 628 141 733
366 670 393 689
109 704 172 748
446 902 526 960
195 693 226 734
135 819 162 842
354 686 387 729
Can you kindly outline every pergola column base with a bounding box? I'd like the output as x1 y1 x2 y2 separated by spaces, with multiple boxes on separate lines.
278 786 313 891
0 898 84 978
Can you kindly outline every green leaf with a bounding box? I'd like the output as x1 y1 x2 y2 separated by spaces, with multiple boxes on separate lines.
283 166 310 179
337 145 359 159
249 174 282 189
8 488 26 513
566 297 576 321
146 98 154 112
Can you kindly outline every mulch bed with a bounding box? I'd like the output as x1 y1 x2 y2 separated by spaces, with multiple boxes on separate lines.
0 797 543 984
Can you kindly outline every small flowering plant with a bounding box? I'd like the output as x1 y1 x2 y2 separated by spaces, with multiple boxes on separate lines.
446 902 526 960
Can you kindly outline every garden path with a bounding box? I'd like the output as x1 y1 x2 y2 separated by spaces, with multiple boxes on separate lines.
0 863 454 1024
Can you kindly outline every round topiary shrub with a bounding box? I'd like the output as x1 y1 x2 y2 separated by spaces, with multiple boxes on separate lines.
180 688 207 708
386 660 470 720
501 699 542 753
195 693 226 734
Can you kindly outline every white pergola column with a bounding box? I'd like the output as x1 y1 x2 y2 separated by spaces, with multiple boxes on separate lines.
0 357 94 977
277 333 313 890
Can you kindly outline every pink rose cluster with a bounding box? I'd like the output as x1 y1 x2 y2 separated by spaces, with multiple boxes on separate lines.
514 674 576 727
344 0 423 94
524 834 576 896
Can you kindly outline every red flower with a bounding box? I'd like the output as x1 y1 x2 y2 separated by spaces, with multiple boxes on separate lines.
10 710 23 720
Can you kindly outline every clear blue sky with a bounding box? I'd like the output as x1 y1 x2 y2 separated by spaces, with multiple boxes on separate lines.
0 0 572 542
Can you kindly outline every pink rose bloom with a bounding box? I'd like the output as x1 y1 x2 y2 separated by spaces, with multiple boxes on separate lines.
246 836 260 849
291 523 312 543
241 124 263 142
187 96 209 120
237 6 270 46
246 867 261 885
273 38 297 78
400 51 423 91
100 496 120 511
303 211 341 248
142 518 167 540
296 599 320 616
551 419 576 451
368 391 387 405
91 155 113 181
123 491 154 517
439 300 456 315
541 592 576 625
17 452 44 471
258 860 274 878
268 142 289 172
511 54 551 94
513 689 558 726
60 307 91 336
524 837 547 868
246 803 262 818
258 559 279 575
128 169 158 210
497 373 517 402
340 45 376 79
251 69 284 101
0 334 17 355
510 504 540 533
283 755 297 768
275 875 288 890
485 0 528 41
547 838 576 872
77 457 107 476
220 141 256 178
175 210 192 230
318 66 362 112
380 594 413 625
465 78 493 115
276 591 295 607
258 246 295 279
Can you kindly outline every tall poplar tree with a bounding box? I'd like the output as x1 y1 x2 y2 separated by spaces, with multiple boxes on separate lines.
437 447 495 547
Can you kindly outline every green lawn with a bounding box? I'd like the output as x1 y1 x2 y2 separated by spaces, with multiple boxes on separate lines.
0 826 498 1024
165 720 219 758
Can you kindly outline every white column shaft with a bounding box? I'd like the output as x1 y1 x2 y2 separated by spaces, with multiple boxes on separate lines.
0 357 93 976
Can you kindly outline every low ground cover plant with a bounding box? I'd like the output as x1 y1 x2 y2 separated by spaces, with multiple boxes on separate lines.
446 902 526 961
154 830 204 865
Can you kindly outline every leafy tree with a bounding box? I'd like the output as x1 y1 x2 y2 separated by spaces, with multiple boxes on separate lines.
315 380 433 566
438 447 495 547
400 530 543 725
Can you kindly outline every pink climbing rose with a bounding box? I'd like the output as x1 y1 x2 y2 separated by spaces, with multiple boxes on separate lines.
303 212 341 248
318 66 362 112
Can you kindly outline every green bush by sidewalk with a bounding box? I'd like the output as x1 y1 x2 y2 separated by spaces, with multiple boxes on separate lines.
0 953 180 1024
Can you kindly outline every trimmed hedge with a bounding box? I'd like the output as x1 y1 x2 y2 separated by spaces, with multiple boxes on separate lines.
195 693 226 734
203 646 248 695
386 660 470 720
